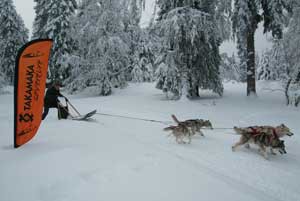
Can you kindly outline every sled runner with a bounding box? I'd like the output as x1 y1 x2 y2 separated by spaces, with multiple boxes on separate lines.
58 98 97 121
71 110 97 121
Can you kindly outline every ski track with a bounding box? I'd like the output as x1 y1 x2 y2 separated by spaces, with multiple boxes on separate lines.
1 82 300 201
118 124 297 201
36 120 297 201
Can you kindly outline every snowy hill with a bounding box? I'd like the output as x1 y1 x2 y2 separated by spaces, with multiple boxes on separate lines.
0 82 299 201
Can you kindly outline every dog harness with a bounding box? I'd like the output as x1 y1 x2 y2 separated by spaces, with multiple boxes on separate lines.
248 127 279 142
248 127 261 137
272 128 279 138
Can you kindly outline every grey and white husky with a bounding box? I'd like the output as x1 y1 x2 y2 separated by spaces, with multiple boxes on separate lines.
164 124 192 144
172 115 213 136
232 125 289 159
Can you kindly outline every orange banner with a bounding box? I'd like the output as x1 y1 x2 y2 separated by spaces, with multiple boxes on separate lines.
14 39 53 148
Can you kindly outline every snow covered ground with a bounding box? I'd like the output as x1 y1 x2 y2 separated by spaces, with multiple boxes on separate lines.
0 82 299 201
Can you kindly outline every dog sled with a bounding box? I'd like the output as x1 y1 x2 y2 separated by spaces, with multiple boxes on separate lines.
58 98 97 121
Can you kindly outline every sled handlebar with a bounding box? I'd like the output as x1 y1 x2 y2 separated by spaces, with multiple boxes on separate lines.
64 98 81 116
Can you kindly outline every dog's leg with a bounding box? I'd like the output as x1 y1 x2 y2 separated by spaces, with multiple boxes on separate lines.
182 135 187 144
270 148 277 155
187 135 192 144
232 141 244 151
192 127 197 135
178 136 185 144
177 137 183 144
263 151 269 160
199 129 205 136
177 135 185 144
259 145 269 160
245 143 250 149
175 136 180 144
232 137 247 152
189 127 195 136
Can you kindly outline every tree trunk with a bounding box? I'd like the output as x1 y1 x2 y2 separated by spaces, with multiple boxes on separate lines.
246 31 256 96
189 85 199 98
296 71 300 82
194 85 199 97
180 72 189 101
187 76 199 98
285 78 292 105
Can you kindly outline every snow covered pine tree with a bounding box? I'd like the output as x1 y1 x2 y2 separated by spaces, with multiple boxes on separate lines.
0 71 5 93
131 30 155 83
232 0 292 96
257 50 273 81
66 0 130 96
156 0 223 99
155 50 182 99
0 0 28 84
220 53 240 82
123 0 154 82
32 0 77 81
283 3 300 106
257 40 289 81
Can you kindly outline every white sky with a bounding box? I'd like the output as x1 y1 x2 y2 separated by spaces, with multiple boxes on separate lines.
12 0 155 37
12 0 271 55
13 0 35 36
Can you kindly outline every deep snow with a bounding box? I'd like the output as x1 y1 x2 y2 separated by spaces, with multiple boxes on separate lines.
0 82 299 201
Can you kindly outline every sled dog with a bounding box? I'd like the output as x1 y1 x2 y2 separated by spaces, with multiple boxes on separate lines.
181 119 213 136
233 124 293 138
164 124 192 144
232 126 287 159
171 115 213 136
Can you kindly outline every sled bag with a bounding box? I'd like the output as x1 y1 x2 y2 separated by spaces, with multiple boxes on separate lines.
58 105 69 119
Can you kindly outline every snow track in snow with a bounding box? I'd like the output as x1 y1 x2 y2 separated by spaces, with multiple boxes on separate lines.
0 82 299 201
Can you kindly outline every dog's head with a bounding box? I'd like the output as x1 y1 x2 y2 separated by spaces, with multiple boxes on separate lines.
233 126 241 132
271 139 287 154
277 124 294 137
201 120 213 129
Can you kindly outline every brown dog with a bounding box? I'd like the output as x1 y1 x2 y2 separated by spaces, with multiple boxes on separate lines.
164 124 192 144
171 115 213 136
232 126 288 159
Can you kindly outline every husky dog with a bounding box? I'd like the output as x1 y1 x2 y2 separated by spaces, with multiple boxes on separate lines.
182 119 213 136
233 124 293 138
164 125 192 144
232 126 287 159
171 115 213 136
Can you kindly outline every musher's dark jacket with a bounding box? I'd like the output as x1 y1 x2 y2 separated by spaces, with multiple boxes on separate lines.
44 86 63 108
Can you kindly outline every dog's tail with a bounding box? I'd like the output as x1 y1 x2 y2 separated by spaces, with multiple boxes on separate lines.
163 126 176 131
171 114 181 124
233 126 244 135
